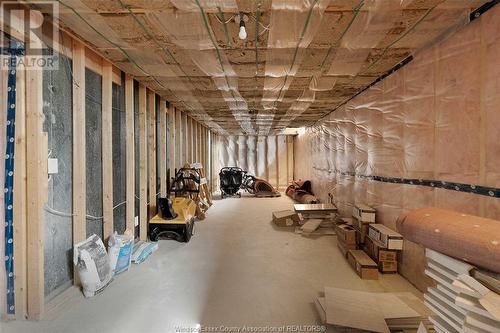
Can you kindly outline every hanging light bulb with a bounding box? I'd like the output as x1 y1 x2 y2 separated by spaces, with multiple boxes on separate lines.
238 13 247 40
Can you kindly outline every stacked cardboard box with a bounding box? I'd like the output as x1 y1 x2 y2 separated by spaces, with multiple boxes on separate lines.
364 224 404 274
352 203 376 245
347 249 379 280
335 223 357 258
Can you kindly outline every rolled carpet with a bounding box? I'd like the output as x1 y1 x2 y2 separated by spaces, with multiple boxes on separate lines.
396 207 500 273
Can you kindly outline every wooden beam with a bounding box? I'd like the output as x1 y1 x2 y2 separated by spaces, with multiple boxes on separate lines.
196 123 202 163
159 99 167 197
138 85 148 241
187 117 193 163
13 62 27 320
125 75 135 232
183 113 188 164
193 120 198 162
168 105 176 187
175 109 183 168
26 48 47 320
72 40 86 282
148 90 157 221
101 61 113 241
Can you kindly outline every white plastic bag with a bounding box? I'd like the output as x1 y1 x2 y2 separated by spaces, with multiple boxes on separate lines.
74 234 113 297
108 231 133 275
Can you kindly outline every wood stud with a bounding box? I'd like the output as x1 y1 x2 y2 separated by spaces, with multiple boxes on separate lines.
101 61 113 241
125 75 135 232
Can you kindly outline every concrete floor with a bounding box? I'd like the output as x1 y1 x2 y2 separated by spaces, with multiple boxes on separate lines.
3 194 421 333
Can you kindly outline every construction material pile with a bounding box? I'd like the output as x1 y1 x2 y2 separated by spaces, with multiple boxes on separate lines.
314 287 434 333
423 249 500 333
336 203 404 280
272 203 337 236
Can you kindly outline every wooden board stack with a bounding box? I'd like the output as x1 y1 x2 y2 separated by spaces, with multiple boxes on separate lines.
423 249 500 333
314 287 434 333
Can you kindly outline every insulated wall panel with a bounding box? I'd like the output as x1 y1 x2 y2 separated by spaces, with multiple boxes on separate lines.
216 135 294 190
112 79 126 234
294 5 500 292
85 69 103 239
42 53 73 298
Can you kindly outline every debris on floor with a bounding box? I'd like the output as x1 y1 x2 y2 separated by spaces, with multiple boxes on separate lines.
108 230 134 276
285 179 319 204
74 234 113 298
314 287 434 333
272 210 301 227
271 203 338 236
131 241 159 264
423 249 500 332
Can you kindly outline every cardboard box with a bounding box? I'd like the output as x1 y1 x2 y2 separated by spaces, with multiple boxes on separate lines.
347 250 378 280
364 235 398 262
353 217 369 244
368 224 403 250
272 210 300 227
337 236 357 258
335 224 357 245
378 260 398 274
352 204 376 223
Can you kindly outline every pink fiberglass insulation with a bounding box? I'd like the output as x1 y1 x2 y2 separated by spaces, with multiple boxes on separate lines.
294 4 500 291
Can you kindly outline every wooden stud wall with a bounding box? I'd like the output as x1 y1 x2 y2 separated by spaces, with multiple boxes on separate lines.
25 42 47 320
159 100 167 197
187 117 193 163
147 90 157 220
13 62 27 320
175 108 183 168
168 105 176 183
125 75 135 232
72 40 86 282
101 62 113 241
4 21 216 321
138 86 148 241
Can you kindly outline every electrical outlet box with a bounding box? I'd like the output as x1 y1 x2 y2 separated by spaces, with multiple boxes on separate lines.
48 158 58 174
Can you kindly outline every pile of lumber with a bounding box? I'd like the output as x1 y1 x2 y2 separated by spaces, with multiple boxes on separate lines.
424 249 500 333
315 287 434 333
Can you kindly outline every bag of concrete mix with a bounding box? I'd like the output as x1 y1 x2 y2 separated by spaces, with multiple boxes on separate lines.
108 231 133 275
74 234 113 297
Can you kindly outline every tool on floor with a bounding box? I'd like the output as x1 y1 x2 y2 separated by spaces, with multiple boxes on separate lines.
148 197 197 242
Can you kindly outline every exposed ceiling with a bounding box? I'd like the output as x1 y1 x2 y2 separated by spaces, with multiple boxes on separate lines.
46 0 488 134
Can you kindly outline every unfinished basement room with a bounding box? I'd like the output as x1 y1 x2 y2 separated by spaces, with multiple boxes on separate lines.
1 0 500 332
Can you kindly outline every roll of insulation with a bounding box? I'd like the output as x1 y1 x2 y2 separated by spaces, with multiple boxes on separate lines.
396 207 500 273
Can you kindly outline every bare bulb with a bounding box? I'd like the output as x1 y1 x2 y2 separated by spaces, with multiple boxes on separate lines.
239 25 247 40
